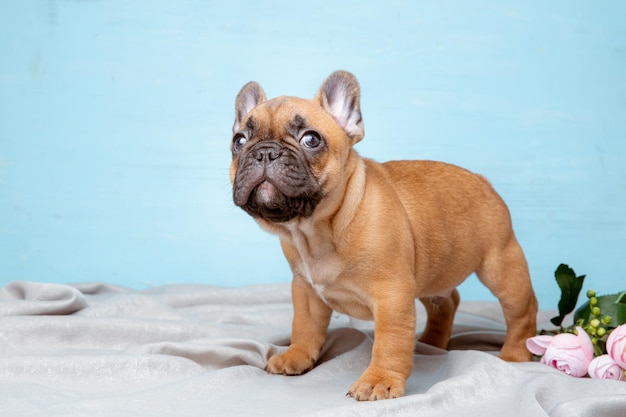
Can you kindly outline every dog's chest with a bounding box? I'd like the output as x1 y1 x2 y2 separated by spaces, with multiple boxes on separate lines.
283 223 343 301
276 221 373 320
300 257 341 304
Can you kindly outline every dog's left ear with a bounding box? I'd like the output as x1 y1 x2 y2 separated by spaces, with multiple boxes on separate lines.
233 81 267 133
315 70 364 144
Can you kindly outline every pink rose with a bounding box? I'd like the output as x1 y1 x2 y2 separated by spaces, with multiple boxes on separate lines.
540 327 594 377
588 355 625 381
606 324 626 368
526 334 553 356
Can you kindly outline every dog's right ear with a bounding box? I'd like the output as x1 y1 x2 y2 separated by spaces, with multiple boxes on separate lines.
315 70 364 144
233 82 267 133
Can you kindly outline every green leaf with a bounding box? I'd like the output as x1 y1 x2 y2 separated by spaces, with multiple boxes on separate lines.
574 291 626 328
550 264 586 327
593 344 604 357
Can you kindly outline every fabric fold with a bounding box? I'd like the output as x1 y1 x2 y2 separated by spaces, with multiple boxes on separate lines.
0 281 88 316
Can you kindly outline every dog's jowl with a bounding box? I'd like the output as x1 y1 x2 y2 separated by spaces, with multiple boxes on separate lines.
229 71 538 401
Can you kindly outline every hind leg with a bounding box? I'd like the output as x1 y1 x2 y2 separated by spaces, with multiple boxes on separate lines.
478 235 537 361
418 289 460 349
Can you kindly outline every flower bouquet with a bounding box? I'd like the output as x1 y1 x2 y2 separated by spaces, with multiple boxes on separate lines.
526 264 626 380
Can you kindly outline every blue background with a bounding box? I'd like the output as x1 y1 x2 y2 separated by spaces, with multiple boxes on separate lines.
1 1 624 308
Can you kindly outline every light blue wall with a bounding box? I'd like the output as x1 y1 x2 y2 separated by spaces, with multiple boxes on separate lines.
1 1 624 308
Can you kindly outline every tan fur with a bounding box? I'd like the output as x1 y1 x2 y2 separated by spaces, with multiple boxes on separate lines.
230 71 538 401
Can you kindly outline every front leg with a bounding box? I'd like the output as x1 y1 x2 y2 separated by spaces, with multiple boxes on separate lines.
266 277 332 375
348 295 416 401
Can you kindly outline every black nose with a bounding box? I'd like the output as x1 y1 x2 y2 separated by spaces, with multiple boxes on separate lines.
253 144 282 162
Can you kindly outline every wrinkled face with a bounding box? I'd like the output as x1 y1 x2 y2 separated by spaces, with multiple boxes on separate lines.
229 71 365 224
230 98 342 223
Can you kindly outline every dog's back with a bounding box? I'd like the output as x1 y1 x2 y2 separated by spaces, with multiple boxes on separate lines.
379 159 515 294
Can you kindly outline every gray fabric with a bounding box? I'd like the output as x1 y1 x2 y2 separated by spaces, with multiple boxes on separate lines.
1 281 625 416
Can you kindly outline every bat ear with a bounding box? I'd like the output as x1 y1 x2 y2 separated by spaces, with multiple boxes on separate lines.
233 81 266 133
314 70 364 144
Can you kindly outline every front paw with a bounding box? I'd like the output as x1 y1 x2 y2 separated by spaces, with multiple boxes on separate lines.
265 347 316 375
347 367 406 401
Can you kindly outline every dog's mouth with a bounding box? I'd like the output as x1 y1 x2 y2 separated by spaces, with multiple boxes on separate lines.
240 180 320 223
232 143 322 223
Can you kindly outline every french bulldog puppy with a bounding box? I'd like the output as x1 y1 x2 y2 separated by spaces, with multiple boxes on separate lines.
229 70 537 401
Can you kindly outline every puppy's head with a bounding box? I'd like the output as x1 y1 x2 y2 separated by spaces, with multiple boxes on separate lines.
229 71 364 223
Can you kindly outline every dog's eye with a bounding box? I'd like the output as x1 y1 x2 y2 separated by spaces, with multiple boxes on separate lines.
300 132 321 149
233 134 247 152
